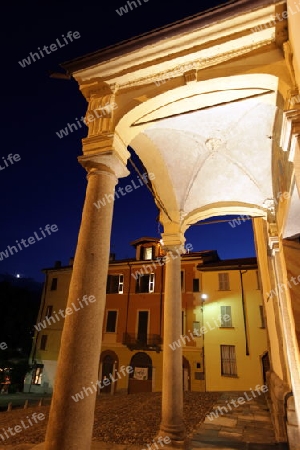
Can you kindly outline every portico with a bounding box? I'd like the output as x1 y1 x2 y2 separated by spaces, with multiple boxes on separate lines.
37 1 300 449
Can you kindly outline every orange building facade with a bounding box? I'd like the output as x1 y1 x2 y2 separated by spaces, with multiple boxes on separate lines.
25 237 267 396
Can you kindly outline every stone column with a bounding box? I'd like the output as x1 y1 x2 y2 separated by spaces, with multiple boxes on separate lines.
269 237 300 439
44 152 129 450
158 233 186 447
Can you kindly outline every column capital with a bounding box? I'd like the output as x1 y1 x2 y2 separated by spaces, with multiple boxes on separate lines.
78 150 129 179
161 232 185 254
82 134 130 169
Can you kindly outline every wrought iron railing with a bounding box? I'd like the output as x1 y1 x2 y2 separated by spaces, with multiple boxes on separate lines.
122 333 162 351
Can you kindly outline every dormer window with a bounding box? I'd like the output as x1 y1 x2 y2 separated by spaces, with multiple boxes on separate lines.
143 247 153 260
130 238 160 261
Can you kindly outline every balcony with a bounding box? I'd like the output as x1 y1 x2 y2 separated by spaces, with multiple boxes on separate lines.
122 333 162 352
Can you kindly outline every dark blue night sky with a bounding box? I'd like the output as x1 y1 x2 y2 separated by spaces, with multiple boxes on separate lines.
0 0 255 282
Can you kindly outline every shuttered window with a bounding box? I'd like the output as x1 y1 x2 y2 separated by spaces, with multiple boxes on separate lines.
218 273 230 290
220 305 232 327
221 345 237 376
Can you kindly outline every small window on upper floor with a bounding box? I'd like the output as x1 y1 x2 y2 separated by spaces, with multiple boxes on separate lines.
143 247 153 260
193 278 200 292
259 305 266 328
50 278 57 291
45 305 53 318
256 270 261 290
135 273 155 293
40 335 48 351
218 273 230 291
106 274 124 294
193 321 200 336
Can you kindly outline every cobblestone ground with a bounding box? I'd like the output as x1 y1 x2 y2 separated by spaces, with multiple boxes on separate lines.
0 391 220 448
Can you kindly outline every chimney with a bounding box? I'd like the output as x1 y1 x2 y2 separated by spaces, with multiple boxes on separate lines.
69 257 74 266
54 260 61 268
109 253 115 262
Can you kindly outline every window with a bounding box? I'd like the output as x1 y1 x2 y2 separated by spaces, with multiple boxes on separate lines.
106 274 124 294
32 365 43 385
118 275 124 294
193 321 200 336
137 311 149 343
220 306 232 327
218 273 230 290
256 271 261 290
40 335 48 351
181 271 185 292
149 273 155 292
143 247 153 260
221 345 237 376
259 305 266 328
106 311 117 333
193 278 200 292
45 305 53 318
182 310 185 335
50 278 57 291
135 273 155 293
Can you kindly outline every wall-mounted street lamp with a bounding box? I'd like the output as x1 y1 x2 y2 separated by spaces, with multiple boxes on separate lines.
200 293 208 311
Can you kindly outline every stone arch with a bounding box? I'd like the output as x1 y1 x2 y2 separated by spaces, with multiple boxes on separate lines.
114 73 279 148
99 350 119 394
128 352 153 394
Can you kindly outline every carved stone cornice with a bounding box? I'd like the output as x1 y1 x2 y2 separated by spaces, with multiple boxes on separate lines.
114 39 275 93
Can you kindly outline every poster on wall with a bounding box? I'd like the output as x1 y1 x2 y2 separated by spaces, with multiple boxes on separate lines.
133 367 148 380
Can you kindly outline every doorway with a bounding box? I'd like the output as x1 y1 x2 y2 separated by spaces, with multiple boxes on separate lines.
99 351 118 394
183 356 191 391
128 352 152 394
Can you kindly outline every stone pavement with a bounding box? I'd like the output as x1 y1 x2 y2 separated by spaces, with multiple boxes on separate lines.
190 391 289 450
3 391 289 450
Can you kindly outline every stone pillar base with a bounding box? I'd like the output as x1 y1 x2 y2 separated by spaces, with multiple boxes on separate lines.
151 437 190 450
266 370 290 442
152 429 189 450
158 425 186 442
